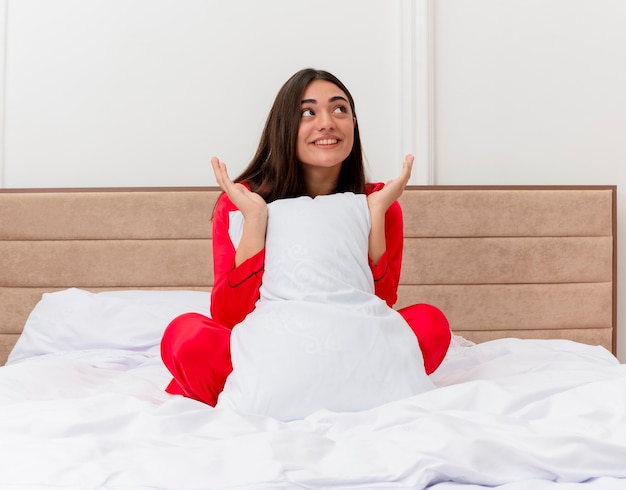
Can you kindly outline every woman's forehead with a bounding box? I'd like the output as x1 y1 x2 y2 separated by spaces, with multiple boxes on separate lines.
301 80 348 101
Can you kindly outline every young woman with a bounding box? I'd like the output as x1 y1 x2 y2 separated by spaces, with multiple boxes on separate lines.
160 68 451 408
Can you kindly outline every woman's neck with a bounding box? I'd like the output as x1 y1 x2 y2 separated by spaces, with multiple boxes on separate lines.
301 164 341 197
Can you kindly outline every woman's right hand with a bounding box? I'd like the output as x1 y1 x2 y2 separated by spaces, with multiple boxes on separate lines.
211 157 267 221
211 157 268 267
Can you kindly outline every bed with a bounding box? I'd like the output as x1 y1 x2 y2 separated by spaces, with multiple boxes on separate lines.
0 185 623 489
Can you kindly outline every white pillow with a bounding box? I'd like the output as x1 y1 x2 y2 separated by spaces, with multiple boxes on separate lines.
8 288 212 364
217 193 433 421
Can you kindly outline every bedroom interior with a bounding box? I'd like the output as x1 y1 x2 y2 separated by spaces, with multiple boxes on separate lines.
2 0 623 358
1 1 625 488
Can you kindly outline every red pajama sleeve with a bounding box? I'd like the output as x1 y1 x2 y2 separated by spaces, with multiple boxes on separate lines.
365 183 404 308
210 192 265 329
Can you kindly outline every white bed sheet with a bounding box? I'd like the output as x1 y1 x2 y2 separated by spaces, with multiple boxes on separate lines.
1 336 625 490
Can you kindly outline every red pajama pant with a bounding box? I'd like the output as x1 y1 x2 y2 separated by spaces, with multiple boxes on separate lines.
161 304 451 407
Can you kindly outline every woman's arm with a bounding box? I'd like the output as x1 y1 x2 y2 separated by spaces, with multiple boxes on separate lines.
212 157 267 266
210 157 268 328
366 154 413 307
368 200 403 307
210 193 265 328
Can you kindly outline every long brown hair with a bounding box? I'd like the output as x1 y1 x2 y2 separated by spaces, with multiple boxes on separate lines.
235 68 366 203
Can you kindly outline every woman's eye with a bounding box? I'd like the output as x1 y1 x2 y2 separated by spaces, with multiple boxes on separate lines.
334 105 348 114
302 108 314 117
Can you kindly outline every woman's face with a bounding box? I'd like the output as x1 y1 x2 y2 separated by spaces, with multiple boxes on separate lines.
296 80 355 172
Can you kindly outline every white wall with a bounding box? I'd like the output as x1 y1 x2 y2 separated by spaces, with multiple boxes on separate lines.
434 0 626 361
0 0 429 188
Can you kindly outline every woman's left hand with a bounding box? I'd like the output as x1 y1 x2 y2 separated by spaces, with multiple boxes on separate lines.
367 154 414 214
366 154 413 265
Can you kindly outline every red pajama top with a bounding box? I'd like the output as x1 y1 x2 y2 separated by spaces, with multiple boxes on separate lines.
210 183 404 329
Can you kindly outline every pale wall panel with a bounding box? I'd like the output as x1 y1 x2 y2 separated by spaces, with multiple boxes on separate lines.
3 0 412 188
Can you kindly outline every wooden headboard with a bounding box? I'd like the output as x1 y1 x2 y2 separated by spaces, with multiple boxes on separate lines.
0 185 617 365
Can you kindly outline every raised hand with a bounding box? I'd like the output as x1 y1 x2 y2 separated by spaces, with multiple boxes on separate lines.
211 157 267 221
366 154 414 215
366 154 413 265
211 157 268 266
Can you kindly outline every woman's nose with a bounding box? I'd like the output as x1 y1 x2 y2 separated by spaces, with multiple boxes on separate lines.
317 110 334 130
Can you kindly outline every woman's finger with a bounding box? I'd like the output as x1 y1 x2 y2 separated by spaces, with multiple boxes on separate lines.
211 157 223 186
211 156 234 193
401 154 414 183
